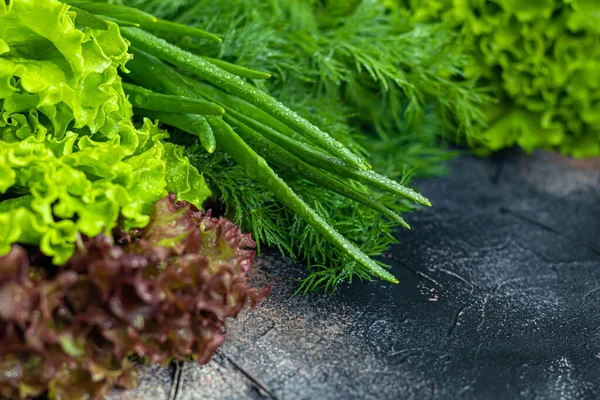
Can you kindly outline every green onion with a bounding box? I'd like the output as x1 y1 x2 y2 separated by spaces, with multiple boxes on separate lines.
123 82 224 116
207 116 399 284
102 18 140 27
139 19 221 43
121 27 371 171
138 109 216 154
70 6 110 30
194 90 430 206
66 2 157 24
201 57 271 80
226 113 411 229
184 79 311 144
124 48 430 206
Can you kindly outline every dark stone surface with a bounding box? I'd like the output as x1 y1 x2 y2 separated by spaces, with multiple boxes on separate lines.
111 150 600 400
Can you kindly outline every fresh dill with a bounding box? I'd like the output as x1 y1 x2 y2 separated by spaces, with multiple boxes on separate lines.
113 0 484 291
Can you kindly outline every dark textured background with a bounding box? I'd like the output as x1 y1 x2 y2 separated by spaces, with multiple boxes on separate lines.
109 150 600 400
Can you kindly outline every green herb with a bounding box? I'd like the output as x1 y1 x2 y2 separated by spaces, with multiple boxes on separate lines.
1 0 471 291
122 26 372 171
210 115 400 283
121 46 419 284
109 0 477 290
183 143 409 293
123 0 488 139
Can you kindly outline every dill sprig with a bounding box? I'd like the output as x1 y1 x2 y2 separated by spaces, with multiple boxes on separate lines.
181 142 407 294
132 0 489 139
173 90 452 293
100 0 481 291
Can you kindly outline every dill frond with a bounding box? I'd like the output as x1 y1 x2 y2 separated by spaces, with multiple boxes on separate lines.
116 0 480 291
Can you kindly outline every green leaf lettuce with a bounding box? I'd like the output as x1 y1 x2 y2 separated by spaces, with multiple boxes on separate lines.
0 0 210 264
403 0 600 157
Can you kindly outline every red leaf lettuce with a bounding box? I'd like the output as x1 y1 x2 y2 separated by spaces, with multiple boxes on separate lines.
0 194 269 399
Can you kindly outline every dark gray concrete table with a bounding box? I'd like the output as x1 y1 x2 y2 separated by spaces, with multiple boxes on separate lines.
110 150 600 400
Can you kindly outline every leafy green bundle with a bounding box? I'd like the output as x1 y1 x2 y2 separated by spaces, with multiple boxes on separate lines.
401 0 600 157
106 0 488 291
0 0 482 397
0 0 485 291
31 0 440 290
0 195 268 399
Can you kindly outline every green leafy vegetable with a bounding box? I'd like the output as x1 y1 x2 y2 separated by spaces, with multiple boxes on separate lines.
2 0 460 291
100 0 468 290
402 0 600 157
0 0 210 263
136 46 439 287
121 26 372 171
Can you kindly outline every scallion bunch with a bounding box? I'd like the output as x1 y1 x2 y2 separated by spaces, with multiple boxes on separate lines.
67 1 432 286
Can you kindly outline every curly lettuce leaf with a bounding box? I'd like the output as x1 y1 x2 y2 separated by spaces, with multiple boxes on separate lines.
0 0 210 263
403 0 600 157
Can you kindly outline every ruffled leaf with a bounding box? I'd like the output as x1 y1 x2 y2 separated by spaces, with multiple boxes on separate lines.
406 0 600 157
0 0 211 262
0 195 268 400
